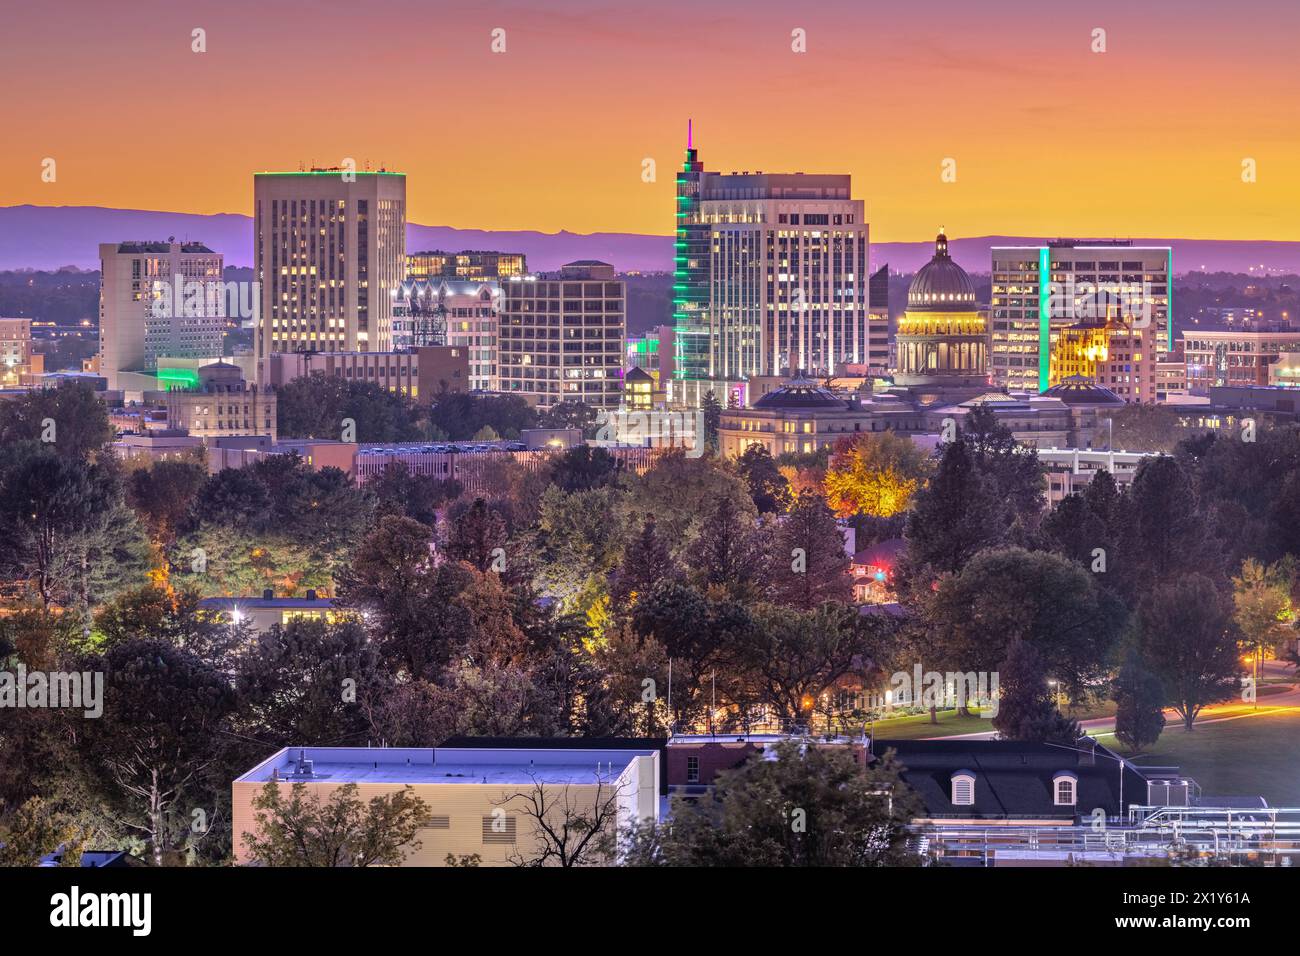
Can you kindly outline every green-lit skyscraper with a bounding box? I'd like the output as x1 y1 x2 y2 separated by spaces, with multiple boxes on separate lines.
673 122 711 404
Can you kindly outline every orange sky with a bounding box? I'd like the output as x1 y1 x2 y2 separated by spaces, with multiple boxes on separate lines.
3 0 1298 241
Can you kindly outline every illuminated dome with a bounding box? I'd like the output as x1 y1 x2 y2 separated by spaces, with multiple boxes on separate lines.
752 378 846 410
907 229 976 311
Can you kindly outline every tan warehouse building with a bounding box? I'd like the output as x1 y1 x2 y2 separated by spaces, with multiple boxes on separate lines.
233 746 660 866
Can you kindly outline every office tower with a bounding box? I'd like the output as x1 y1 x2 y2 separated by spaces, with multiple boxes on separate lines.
868 263 890 376
671 128 870 406
990 241 1172 393
672 124 710 404
406 251 526 281
498 261 625 408
98 240 225 396
253 169 406 375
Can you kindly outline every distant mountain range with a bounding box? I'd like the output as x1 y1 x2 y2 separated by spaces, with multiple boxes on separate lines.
5 205 1300 276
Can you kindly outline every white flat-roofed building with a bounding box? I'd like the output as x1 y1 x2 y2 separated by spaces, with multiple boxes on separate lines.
232 745 660 866
98 241 226 397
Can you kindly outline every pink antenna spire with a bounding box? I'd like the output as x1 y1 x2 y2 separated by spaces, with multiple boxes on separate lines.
687 118 693 149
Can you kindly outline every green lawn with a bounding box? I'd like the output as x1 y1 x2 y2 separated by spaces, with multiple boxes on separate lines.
869 708 993 740
1101 711 1300 808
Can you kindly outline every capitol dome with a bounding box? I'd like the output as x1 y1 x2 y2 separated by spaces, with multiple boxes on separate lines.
907 229 976 310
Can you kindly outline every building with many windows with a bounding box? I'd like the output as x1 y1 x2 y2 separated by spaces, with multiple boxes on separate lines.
392 279 499 390
253 169 406 375
671 132 870 406
406 250 526 282
164 361 276 440
261 346 469 402
498 261 625 408
0 318 40 387
98 241 226 397
1183 328 1300 393
1049 312 1159 403
990 241 1171 393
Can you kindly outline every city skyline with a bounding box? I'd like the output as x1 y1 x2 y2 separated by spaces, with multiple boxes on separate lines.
4 0 1300 242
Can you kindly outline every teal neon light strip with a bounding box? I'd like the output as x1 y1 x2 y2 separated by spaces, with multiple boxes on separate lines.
1167 247 1174 352
1038 247 1050 391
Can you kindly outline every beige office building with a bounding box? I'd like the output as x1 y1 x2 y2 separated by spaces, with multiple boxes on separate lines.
165 362 277 440
98 241 226 395
254 170 406 376
232 746 660 866
498 261 625 408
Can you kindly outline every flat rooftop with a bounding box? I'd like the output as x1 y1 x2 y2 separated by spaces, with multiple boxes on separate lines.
236 746 656 787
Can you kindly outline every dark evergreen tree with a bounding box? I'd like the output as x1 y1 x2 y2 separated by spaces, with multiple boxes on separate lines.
1112 649 1167 752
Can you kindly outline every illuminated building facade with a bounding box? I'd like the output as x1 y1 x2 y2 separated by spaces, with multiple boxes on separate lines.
672 126 711 404
0 318 40 387
406 250 526 281
1049 312 1159 403
894 230 988 392
991 241 1172 393
625 325 674 393
1183 328 1300 393
165 362 276 440
254 170 406 374
498 261 625 408
671 128 870 405
98 241 225 396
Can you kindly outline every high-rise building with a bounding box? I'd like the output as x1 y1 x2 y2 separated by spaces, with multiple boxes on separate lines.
671 129 870 406
406 250 526 281
498 261 625 408
98 241 226 396
253 169 406 376
990 241 1172 393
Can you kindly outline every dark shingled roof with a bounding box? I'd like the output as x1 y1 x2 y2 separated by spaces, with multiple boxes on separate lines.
874 738 1150 820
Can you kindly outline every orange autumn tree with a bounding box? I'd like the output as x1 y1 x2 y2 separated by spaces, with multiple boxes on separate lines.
823 431 931 518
